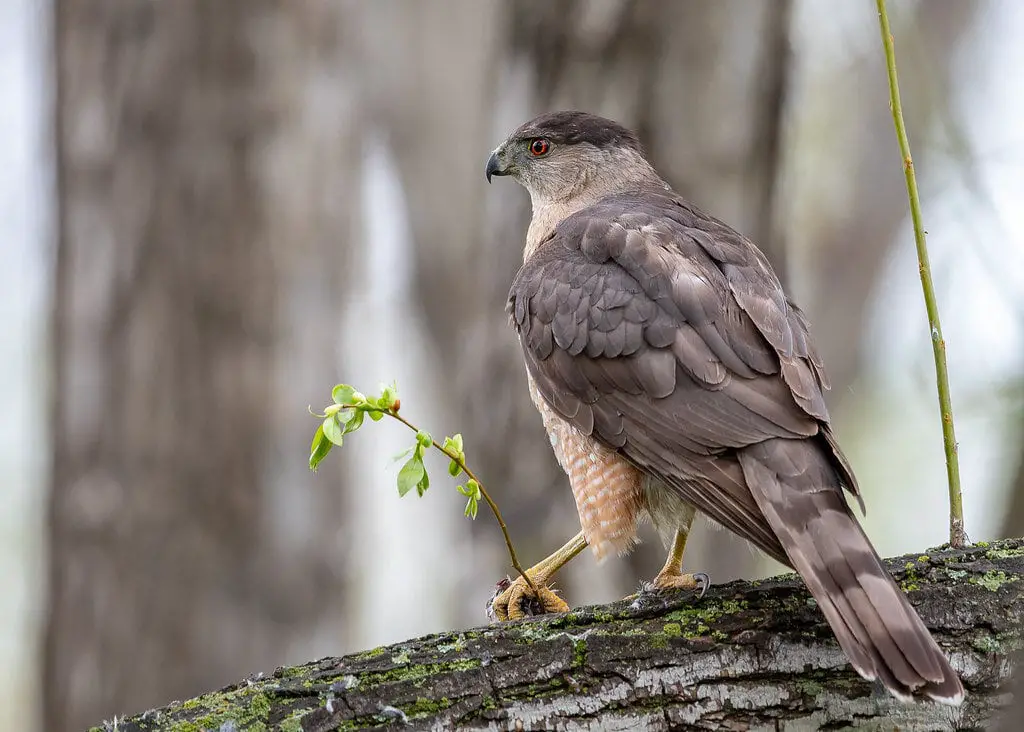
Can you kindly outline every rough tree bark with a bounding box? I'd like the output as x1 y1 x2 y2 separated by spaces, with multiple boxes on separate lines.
90 539 1022 731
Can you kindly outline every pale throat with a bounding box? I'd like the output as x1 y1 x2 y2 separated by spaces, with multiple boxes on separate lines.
523 156 665 259
525 201 577 258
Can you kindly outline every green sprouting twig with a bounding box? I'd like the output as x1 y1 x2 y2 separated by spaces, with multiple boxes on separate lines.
383 409 539 596
310 383 540 596
876 0 964 546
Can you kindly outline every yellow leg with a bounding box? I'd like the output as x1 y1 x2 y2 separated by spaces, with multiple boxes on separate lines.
650 515 709 596
489 531 588 621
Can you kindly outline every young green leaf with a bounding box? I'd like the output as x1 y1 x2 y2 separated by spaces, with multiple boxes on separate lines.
322 415 345 446
309 425 333 471
397 454 425 497
441 434 465 463
466 478 481 500
332 384 357 406
464 496 478 519
416 430 432 449
367 409 384 422
380 384 398 410
344 408 364 434
448 460 462 477
416 468 429 497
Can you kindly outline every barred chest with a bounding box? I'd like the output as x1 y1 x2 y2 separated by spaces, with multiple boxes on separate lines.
525 372 643 560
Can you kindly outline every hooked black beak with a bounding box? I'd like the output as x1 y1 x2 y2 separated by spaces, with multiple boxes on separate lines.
485 151 509 183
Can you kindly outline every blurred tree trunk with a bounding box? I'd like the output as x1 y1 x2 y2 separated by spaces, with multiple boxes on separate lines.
1002 446 1024 538
47 2 359 729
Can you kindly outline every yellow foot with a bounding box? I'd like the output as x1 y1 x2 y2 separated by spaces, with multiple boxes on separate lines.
649 570 711 597
625 571 711 612
487 575 570 621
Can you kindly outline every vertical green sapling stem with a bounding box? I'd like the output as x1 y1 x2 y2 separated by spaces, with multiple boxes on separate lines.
876 0 965 546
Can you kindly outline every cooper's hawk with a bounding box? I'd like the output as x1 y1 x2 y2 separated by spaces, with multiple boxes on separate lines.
485 111 963 704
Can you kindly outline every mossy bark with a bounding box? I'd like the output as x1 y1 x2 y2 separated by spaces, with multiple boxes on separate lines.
91 540 1024 731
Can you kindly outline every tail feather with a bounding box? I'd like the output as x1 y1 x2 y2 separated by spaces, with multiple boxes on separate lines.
816 515 932 689
739 437 965 705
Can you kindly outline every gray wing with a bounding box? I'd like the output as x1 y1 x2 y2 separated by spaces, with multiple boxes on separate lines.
509 189 856 564
509 190 962 702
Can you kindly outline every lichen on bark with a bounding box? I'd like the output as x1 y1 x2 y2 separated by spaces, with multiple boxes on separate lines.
92 540 1024 731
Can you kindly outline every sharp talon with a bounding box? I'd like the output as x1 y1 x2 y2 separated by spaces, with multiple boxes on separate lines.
519 590 544 618
648 571 711 595
487 575 569 622
486 576 513 621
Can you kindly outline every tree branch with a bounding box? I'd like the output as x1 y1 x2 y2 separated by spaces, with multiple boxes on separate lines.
92 540 1023 731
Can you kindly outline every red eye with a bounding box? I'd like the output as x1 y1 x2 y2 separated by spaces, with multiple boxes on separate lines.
530 138 550 156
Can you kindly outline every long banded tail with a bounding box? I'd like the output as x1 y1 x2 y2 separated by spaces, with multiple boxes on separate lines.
739 437 964 705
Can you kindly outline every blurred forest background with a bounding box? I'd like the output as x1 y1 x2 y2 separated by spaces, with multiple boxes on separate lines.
2 1 1023 730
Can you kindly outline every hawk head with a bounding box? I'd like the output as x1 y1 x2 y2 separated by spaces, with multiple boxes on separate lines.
486 111 650 204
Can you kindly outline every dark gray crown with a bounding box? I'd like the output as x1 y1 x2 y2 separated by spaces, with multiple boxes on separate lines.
514 111 642 152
